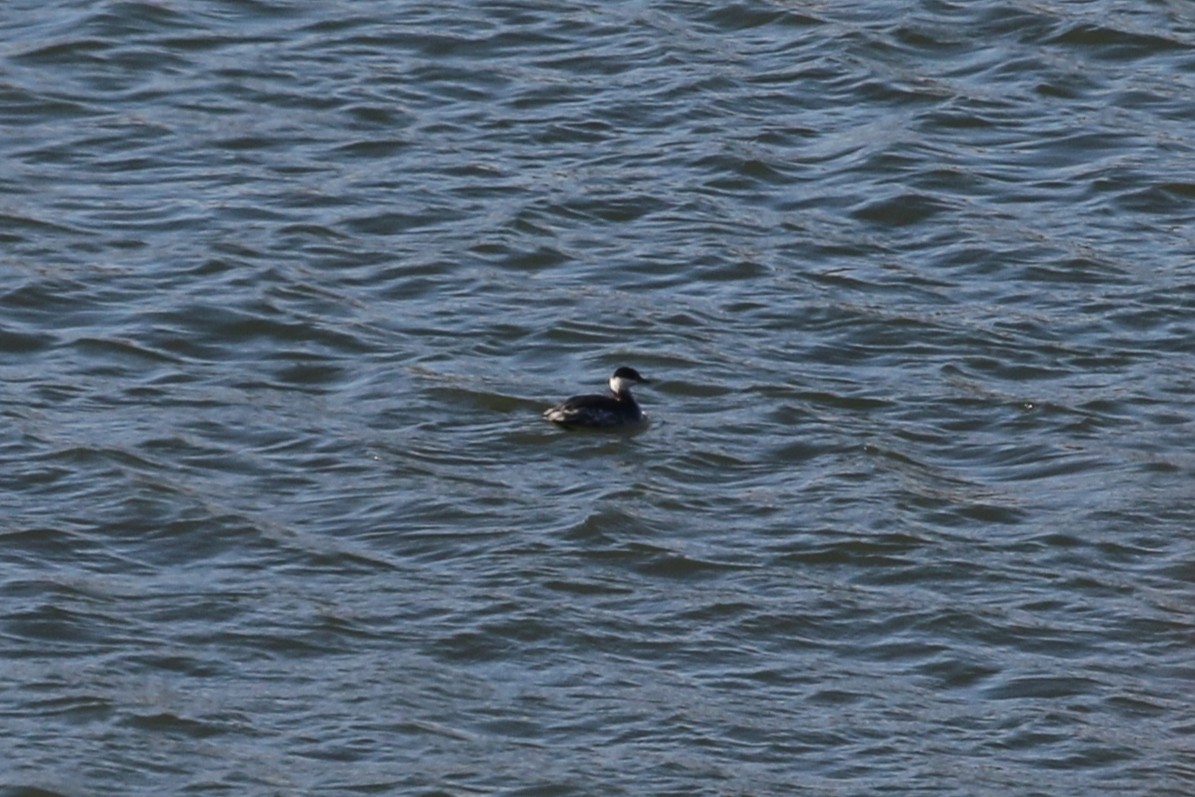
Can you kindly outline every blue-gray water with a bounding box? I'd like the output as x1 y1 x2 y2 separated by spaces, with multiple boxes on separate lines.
2 2 1194 795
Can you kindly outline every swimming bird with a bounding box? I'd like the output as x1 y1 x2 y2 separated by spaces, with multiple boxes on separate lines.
543 366 650 430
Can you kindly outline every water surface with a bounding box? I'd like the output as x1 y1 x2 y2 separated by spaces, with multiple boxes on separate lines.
2 2 1193 795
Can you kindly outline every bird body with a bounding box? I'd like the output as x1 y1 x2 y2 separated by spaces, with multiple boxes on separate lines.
543 367 650 430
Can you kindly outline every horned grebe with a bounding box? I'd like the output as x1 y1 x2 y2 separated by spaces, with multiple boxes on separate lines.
543 366 650 430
